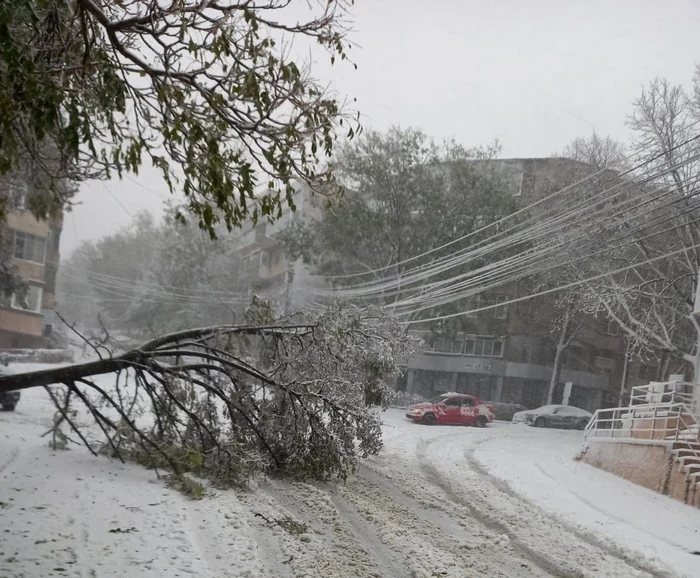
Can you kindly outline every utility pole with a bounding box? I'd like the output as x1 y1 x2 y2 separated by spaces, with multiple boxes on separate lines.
692 267 700 411
618 336 631 407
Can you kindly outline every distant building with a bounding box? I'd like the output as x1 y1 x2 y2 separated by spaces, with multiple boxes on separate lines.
229 161 641 413
232 182 322 316
0 207 62 348
398 158 631 412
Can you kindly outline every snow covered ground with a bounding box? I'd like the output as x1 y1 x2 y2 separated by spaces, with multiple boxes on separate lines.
2 369 700 577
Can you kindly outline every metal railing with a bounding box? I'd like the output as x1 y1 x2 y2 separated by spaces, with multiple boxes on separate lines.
584 402 699 444
583 390 700 486
629 382 698 411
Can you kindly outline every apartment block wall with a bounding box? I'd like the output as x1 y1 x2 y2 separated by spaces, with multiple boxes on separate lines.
0 210 62 348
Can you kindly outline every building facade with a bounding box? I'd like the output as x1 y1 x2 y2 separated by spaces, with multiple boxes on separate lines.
231 183 322 315
228 161 646 413
397 158 631 412
0 209 61 348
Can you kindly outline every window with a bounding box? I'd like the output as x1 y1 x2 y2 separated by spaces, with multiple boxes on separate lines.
464 336 476 355
43 308 55 335
11 230 46 263
464 294 481 317
48 226 61 253
594 356 615 375
432 337 453 353
260 252 270 267
13 184 29 210
492 295 508 319
429 335 504 358
465 294 508 319
44 266 57 294
273 253 281 265
443 397 462 407
492 340 504 357
474 337 489 356
249 252 260 270
10 285 43 313
605 319 619 336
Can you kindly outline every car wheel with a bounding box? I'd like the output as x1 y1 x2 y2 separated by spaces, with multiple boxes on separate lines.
422 413 436 425
534 417 546 428
577 419 588 430
475 415 488 428
1 404 15 412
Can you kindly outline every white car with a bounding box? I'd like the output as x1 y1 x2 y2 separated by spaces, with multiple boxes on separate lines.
512 404 592 430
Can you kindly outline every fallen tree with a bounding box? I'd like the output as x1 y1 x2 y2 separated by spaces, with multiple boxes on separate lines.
0 305 412 487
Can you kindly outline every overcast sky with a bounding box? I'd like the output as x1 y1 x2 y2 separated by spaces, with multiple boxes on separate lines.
63 0 700 256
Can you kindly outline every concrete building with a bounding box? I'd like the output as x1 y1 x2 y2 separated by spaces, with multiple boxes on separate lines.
232 183 322 315
401 294 625 412
0 208 62 348
398 158 630 412
229 161 638 413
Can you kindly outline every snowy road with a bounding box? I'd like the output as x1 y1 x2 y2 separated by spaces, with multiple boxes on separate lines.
2 383 700 577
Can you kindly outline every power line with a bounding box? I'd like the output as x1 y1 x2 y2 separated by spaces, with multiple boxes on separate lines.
309 145 700 302
319 127 700 284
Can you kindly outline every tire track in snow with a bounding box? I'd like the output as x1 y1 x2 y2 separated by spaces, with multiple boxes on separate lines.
260 479 389 578
465 437 680 578
347 467 554 577
415 436 676 578
326 489 406 577
415 440 577 578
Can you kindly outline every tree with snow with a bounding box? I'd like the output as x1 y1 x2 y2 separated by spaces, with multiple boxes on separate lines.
0 304 414 485
280 127 517 331
535 133 629 405
580 70 700 386
126 205 245 335
58 212 161 329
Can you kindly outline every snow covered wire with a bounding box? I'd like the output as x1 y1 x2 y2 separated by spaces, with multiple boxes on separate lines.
307 148 700 314
306 138 700 301
316 126 700 285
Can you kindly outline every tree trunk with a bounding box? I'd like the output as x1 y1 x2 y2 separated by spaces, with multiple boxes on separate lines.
0 356 135 393
545 304 572 406
692 341 700 414
618 338 631 406
546 341 565 406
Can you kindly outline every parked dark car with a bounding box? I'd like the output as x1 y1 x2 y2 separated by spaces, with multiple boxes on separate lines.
512 404 592 430
0 390 20 411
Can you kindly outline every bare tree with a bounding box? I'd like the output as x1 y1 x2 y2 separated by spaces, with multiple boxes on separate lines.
562 132 628 173
580 72 700 396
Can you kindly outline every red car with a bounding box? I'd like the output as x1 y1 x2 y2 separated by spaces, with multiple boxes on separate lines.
406 393 495 427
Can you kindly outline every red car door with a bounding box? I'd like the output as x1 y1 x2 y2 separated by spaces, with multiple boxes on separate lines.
459 397 477 424
440 397 463 423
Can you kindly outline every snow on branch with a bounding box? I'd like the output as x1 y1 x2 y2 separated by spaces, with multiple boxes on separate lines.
0 306 414 486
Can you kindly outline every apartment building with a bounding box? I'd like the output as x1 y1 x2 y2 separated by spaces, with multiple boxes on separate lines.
397 158 631 412
232 182 321 315
228 161 644 412
0 208 61 348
